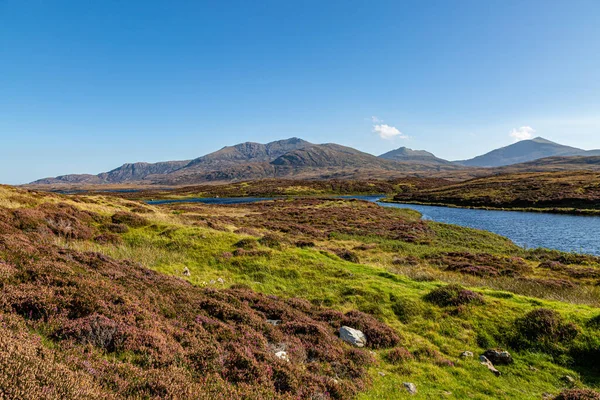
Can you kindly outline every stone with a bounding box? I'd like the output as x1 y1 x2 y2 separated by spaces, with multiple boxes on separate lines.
275 351 289 362
403 382 417 395
483 349 513 365
479 355 501 377
182 267 191 276
266 319 282 326
460 351 474 358
378 371 386 377
561 375 576 386
339 326 367 347
217 277 225 284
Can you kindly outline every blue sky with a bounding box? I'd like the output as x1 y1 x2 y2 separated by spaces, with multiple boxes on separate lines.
1 0 599 184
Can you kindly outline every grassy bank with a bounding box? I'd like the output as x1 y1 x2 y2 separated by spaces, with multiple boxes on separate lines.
392 171 600 215
381 198 600 216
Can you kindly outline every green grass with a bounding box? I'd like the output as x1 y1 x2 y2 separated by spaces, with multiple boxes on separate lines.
55 202 600 399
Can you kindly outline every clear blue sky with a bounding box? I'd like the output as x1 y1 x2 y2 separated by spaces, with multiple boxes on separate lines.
1 0 599 184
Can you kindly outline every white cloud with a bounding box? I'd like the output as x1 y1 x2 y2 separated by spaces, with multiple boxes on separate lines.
373 124 407 140
509 126 535 141
371 116 383 123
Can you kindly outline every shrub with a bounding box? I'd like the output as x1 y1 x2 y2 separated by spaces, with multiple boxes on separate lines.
412 347 439 360
353 243 377 251
258 234 282 249
427 252 530 277
94 233 123 245
385 347 414 364
295 240 315 248
554 389 600 400
340 310 400 349
336 249 359 263
111 212 148 227
512 308 580 354
423 284 484 307
234 238 258 250
392 255 420 266
391 298 423 323
233 227 261 236
106 223 129 233
55 314 125 352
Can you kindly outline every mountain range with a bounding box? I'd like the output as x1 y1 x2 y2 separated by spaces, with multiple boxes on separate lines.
30 137 600 186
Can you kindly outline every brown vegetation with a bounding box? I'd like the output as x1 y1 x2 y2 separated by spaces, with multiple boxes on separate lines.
0 201 393 399
393 171 600 212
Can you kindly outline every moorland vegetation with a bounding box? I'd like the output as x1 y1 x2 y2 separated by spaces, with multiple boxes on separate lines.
392 171 600 214
1 184 600 399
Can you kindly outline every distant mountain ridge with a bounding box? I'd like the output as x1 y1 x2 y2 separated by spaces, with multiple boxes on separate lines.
456 137 600 167
29 136 600 186
379 147 451 165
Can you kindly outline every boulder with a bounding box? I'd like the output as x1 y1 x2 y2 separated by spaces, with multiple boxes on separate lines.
182 267 191 276
483 349 513 365
403 382 417 395
266 319 282 326
460 351 474 358
479 355 501 377
339 326 367 347
275 351 289 362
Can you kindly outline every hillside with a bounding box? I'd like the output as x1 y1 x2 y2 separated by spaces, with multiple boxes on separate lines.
32 160 191 185
392 170 600 213
499 156 600 173
379 147 451 165
1 185 600 398
185 137 312 168
272 144 397 169
456 137 600 167
30 138 311 186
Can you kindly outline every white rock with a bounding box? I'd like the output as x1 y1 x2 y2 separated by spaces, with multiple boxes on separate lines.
339 326 367 347
479 355 501 377
266 319 282 326
182 267 191 276
217 277 225 284
275 351 289 362
460 351 474 358
403 382 417 395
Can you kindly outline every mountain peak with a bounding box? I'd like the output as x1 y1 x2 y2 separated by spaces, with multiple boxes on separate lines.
457 137 592 167
530 137 556 144
379 146 450 165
